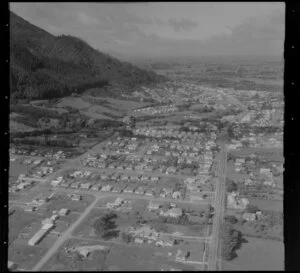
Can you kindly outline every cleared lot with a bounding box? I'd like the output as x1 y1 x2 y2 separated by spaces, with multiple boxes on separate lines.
42 238 203 271
222 237 284 271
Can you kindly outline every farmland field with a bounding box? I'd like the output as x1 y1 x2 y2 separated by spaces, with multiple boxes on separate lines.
222 237 284 270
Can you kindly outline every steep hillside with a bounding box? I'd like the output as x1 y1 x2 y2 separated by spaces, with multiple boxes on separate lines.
10 11 165 100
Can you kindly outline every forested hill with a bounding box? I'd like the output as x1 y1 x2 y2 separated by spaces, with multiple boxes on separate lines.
10 11 165 100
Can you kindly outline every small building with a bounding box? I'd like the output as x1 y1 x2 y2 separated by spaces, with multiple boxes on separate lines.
28 226 54 246
172 191 181 199
175 249 190 262
71 194 81 201
50 214 59 221
101 185 112 192
134 237 145 244
167 208 183 218
242 212 257 221
81 183 91 190
145 190 154 197
155 236 174 247
91 184 101 191
123 184 137 193
58 208 69 216
147 201 162 211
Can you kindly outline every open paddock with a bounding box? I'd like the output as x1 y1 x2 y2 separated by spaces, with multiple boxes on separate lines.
222 236 284 270
41 238 112 271
8 239 55 271
230 148 283 162
8 207 47 245
43 192 95 213
249 198 283 212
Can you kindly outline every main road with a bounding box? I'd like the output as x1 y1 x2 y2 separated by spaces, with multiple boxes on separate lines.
207 128 228 271
207 89 247 271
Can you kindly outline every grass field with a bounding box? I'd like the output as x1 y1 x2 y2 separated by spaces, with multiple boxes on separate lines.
9 161 33 183
222 237 284 270
8 241 53 270
8 207 46 245
230 148 283 162
75 197 210 239
10 120 36 133
42 238 198 271
43 192 95 214
249 198 283 212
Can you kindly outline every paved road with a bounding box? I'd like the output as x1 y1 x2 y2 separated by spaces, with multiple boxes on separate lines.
31 195 103 271
207 129 228 271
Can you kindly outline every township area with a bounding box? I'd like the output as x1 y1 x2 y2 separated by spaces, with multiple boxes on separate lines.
9 70 283 271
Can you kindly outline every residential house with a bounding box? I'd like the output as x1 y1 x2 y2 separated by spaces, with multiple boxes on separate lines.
123 184 137 193
58 208 69 216
145 190 154 197
160 208 182 218
147 201 162 211
172 191 181 199
101 185 112 192
175 250 190 262
242 212 257 221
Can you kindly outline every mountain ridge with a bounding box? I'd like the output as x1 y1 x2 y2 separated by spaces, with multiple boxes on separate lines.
10 11 165 101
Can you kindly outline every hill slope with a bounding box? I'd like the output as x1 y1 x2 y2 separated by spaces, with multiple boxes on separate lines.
10 11 165 100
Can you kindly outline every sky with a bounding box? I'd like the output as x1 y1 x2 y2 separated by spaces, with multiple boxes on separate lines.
10 2 285 58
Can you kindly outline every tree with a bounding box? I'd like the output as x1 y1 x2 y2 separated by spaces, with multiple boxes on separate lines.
226 179 238 193
121 232 133 243
221 222 242 261
93 212 118 238
225 215 238 225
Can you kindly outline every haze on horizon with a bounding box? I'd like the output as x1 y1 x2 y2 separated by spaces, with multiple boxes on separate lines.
10 2 285 59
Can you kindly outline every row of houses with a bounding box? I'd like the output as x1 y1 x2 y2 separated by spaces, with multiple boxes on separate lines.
10 147 67 159
133 104 178 115
58 178 185 199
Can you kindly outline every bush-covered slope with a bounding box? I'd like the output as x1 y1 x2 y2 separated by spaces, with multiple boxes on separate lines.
10 11 165 100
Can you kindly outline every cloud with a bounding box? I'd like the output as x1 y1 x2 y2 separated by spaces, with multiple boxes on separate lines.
9 3 284 58
167 18 198 32
76 12 99 25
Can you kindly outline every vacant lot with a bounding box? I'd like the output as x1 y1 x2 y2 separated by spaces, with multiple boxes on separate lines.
56 97 91 110
8 207 46 245
75 198 211 239
230 148 283 163
249 198 283 212
10 120 36 133
43 192 95 214
222 237 284 270
9 161 32 183
42 238 198 271
42 238 112 271
9 241 54 271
